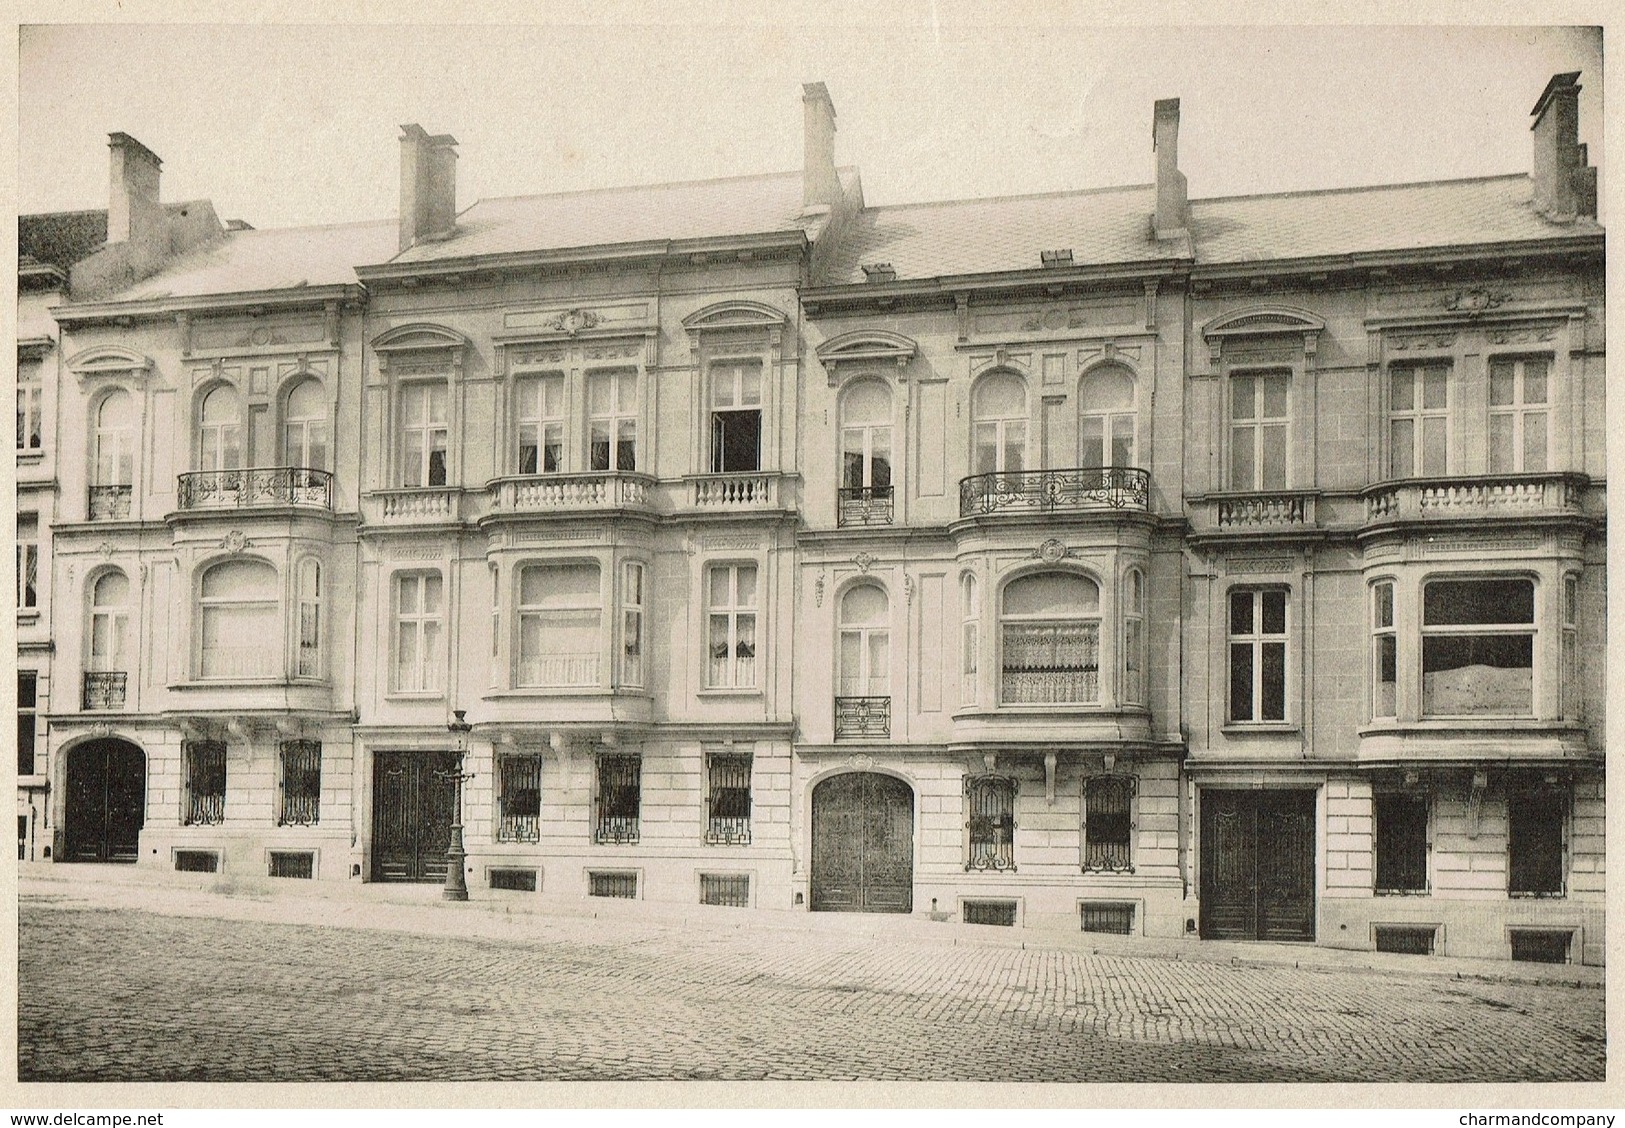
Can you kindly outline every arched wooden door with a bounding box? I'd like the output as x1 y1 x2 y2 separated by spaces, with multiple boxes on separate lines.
810 772 914 913
64 740 146 863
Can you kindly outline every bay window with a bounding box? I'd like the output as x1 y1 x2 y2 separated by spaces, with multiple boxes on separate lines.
1372 581 1396 719
517 563 602 688
1122 568 1145 706
1000 572 1099 705
622 562 645 687
296 559 322 678
1420 577 1533 717
198 559 278 680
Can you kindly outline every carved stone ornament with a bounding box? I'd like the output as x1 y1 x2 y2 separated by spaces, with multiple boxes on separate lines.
853 552 877 573
1389 332 1457 351
220 530 251 554
90 722 114 738
545 309 600 335
97 542 116 560
1443 288 1512 316
902 575 915 603
1034 538 1072 564
847 753 876 771
1486 326 1558 346
814 572 826 607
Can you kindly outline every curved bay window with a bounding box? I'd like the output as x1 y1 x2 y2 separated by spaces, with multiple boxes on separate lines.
91 389 136 519
960 572 979 703
515 372 565 474
1421 577 1534 717
517 563 602 688
198 559 278 680
1079 364 1136 469
1083 775 1134 872
972 371 1027 475
965 775 1016 871
296 559 321 678
1122 569 1145 706
839 380 893 525
1000 572 1100 705
1372 581 1396 719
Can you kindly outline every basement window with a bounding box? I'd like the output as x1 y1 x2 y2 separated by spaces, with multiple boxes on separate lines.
174 849 220 874
589 870 638 899
962 900 1018 927
489 868 538 892
699 873 750 907
1509 929 1572 964
1080 902 1135 935
268 851 315 879
1374 925 1436 955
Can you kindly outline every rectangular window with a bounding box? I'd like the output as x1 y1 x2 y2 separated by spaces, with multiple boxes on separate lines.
1421 578 1533 716
1372 581 1396 719
961 574 979 701
1488 357 1550 474
965 775 1017 871
175 849 220 873
1374 926 1436 955
489 868 538 892
699 873 751 907
399 382 449 487
297 561 321 678
17 672 37 776
16 513 37 610
962 900 1018 926
1387 364 1449 478
586 369 637 472
268 851 315 879
497 755 543 843
1123 569 1145 706
1083 775 1133 872
594 754 641 845
1229 589 1288 722
517 563 602 688
278 741 321 826
183 741 227 826
707 564 758 689
16 364 42 451
705 752 752 845
1562 574 1579 718
589 871 638 898
710 360 763 472
1080 903 1135 935
393 572 444 693
516 373 565 474
1373 792 1428 893
1508 784 1566 896
1509 929 1572 963
1229 371 1290 490
622 562 645 687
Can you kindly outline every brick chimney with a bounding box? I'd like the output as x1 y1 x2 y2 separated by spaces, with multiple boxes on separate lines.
1530 72 1596 222
107 133 166 262
1152 98 1188 241
399 124 459 251
803 82 840 213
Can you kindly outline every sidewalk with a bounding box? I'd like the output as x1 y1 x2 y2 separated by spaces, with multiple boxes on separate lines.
19 860 1603 989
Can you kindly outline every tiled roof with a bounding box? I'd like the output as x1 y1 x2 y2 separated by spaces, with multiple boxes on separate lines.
385 169 847 265
103 218 398 301
19 209 109 272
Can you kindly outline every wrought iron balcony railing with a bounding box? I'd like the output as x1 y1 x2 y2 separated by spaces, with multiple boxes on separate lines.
837 485 894 527
177 467 334 510
82 671 127 711
88 485 132 521
834 695 891 740
959 466 1149 517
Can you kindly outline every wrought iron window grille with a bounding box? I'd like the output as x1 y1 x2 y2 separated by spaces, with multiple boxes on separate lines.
704 753 753 845
82 670 127 711
183 740 227 827
837 485 895 527
497 755 543 843
278 740 322 826
88 484 132 520
699 873 751 907
965 774 1017 872
593 754 641 845
1082 773 1136 873
834 695 890 740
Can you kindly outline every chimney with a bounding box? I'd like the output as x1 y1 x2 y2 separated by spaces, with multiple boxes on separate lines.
803 82 840 212
1152 98 1188 241
1530 72 1594 222
107 132 164 248
399 123 459 251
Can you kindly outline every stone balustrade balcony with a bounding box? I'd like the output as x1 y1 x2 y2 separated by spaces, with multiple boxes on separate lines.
488 472 655 516
686 472 784 511
1362 473 1589 527
370 486 463 524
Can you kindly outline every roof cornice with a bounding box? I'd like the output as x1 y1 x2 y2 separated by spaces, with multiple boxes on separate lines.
51 283 367 327
802 257 1194 308
1187 234 1604 282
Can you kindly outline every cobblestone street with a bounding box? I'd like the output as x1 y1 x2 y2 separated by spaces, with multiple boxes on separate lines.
16 876 1604 1084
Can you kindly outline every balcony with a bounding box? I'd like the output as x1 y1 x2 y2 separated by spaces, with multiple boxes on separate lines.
688 472 782 511
1362 473 1589 527
88 485 132 521
837 485 894 527
1214 491 1317 528
488 472 654 516
371 486 461 524
177 467 334 511
83 671 127 711
834 696 891 740
959 466 1148 518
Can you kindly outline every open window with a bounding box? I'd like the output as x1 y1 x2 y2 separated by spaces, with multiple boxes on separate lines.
710 360 763 472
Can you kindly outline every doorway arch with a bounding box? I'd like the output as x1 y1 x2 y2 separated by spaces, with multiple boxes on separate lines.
64 739 146 862
810 772 914 912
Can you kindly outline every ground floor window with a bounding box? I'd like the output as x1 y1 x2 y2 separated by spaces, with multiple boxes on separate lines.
594 754 641 845
1083 775 1133 872
277 741 321 826
183 741 227 826
1373 792 1428 893
498 755 543 843
964 775 1016 871
1508 784 1566 896
705 752 752 845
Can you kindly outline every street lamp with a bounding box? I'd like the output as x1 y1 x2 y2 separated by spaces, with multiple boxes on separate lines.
440 709 475 902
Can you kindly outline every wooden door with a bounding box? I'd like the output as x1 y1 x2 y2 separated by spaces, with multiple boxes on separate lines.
65 741 145 863
1200 789 1315 941
810 772 914 913
372 751 458 882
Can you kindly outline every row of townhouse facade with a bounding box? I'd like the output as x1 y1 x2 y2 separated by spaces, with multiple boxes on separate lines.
16 77 1606 963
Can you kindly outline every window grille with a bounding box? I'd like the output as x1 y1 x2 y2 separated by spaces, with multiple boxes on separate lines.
489 868 538 892
589 871 638 899
1083 775 1134 872
278 741 321 826
175 850 219 873
833 696 890 739
594 754 641 845
705 753 752 845
498 756 543 843
184 741 227 826
965 775 1016 871
962 900 1017 926
699 873 750 907
268 851 314 879
1374 926 1436 955
1080 902 1134 935
1508 783 1566 896
1509 929 1572 964
1373 792 1428 893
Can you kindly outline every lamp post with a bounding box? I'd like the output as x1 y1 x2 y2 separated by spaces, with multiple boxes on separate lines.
440 709 475 902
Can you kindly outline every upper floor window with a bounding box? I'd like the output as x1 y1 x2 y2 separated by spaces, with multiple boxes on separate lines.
16 513 38 611
517 563 601 688
199 559 279 679
17 671 38 776
1562 574 1580 718
621 562 645 688
297 559 322 678
1079 364 1136 469
960 573 979 701
1421 577 1533 717
91 389 135 519
399 382 448 487
1488 357 1549 474
197 384 242 471
1122 569 1145 706
1229 371 1289 491
1229 588 1287 723
972 372 1027 475
1000 571 1099 705
1388 364 1449 478
840 379 893 493
710 361 762 472
1372 581 1396 719
16 363 41 452
706 563 757 689
587 369 637 472
283 378 329 471
393 572 444 694
515 372 565 474
88 570 130 674
838 584 890 699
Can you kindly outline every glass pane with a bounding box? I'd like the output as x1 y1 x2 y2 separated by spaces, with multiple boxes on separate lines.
1389 370 1415 412
842 449 865 489
617 372 637 413
735 565 757 607
870 451 892 490
1422 634 1533 715
1522 360 1548 404
1422 367 1448 410
740 363 761 405
422 574 442 613
1231 376 1255 421
587 374 610 415
1261 375 1289 418
1489 362 1515 406
1423 578 1534 625
974 373 1025 417
1230 644 1254 720
1231 426 1255 488
1110 416 1134 467
1261 590 1287 635
1004 422 1025 472
1229 590 1253 635
427 446 447 486
617 419 636 471
396 623 419 686
868 633 889 694
1081 366 1134 410
1523 412 1547 472
1374 583 1393 628
709 567 731 607
1260 425 1287 489
1375 635 1397 717
590 421 611 471
1488 415 1514 473
1079 416 1104 468
1420 416 1446 475
1261 642 1286 720
843 380 890 425
840 584 887 625
974 424 999 475
838 632 861 695
1004 572 1098 616
1389 418 1414 478
402 431 424 486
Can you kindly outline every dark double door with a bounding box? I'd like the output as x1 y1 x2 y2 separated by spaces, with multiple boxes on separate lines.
1200 789 1316 941
810 772 914 913
65 740 146 863
372 751 459 882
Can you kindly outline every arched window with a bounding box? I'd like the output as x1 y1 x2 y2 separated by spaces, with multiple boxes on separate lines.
515 372 565 474
971 372 1027 475
91 390 135 519
198 559 279 679
283 378 329 471
296 559 322 678
517 563 602 688
1001 571 1100 704
960 572 979 702
839 381 893 524
838 584 890 698
197 384 242 472
1123 568 1145 706
1079 365 1136 469
88 571 130 673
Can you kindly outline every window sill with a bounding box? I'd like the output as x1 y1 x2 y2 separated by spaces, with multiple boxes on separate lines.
15 449 44 465
697 687 763 698
1358 718 1580 737
1509 891 1566 900
384 690 448 702
1375 888 1430 897
1219 722 1299 735
16 609 40 625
